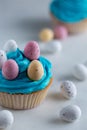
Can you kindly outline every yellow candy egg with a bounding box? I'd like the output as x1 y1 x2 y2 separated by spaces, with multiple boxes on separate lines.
39 28 54 42
27 60 44 81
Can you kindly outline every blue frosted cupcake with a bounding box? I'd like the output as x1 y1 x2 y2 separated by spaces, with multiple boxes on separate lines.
50 0 87 33
0 40 53 109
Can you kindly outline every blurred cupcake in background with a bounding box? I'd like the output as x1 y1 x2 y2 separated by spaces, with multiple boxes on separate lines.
50 0 87 33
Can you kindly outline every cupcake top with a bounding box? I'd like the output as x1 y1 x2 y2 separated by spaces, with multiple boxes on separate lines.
0 40 52 94
50 0 87 23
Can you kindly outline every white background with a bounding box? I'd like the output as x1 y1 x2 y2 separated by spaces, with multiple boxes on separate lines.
0 0 87 130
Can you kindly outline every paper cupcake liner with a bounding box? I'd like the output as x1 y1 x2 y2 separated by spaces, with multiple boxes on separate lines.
0 78 53 110
50 13 87 33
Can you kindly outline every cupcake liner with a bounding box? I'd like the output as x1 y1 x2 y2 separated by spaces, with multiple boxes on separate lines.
0 78 53 110
50 12 87 33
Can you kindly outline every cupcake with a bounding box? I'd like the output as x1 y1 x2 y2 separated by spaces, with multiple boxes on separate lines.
0 40 53 109
50 0 87 33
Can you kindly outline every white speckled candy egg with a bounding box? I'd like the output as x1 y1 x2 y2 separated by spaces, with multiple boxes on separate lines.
73 64 87 81
48 40 62 52
60 105 81 122
60 81 77 99
3 39 18 53
39 40 62 53
0 50 7 69
0 110 14 129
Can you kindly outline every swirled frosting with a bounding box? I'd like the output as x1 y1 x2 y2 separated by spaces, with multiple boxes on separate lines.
7 49 30 73
0 49 52 94
50 0 87 23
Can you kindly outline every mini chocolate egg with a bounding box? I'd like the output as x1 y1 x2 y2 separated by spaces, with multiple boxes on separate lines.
27 60 44 80
2 59 19 80
0 50 7 69
60 105 81 122
39 28 54 42
47 40 62 52
0 110 14 129
24 41 40 60
3 40 18 53
54 26 68 39
60 81 77 99
73 64 87 81
39 40 62 53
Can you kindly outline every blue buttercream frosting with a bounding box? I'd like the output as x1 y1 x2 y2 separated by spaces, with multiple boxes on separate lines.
0 49 52 94
7 49 30 73
50 0 87 23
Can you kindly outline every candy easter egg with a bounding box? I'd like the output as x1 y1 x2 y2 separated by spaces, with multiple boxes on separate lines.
39 40 62 53
54 26 68 39
39 28 54 42
24 41 40 60
60 81 77 99
73 64 87 81
0 50 7 69
0 110 14 129
3 40 18 53
2 59 19 80
60 105 81 122
27 60 44 80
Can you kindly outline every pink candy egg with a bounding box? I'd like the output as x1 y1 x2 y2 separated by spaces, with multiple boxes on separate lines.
2 59 19 80
24 41 40 60
54 26 68 39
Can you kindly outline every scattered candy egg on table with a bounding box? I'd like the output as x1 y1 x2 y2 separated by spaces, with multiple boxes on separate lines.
24 41 40 60
2 59 19 80
3 40 18 53
27 60 44 81
54 26 68 39
0 50 7 69
39 28 54 42
73 64 87 81
60 81 77 99
48 40 62 52
0 110 14 129
59 105 81 122
39 40 62 53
